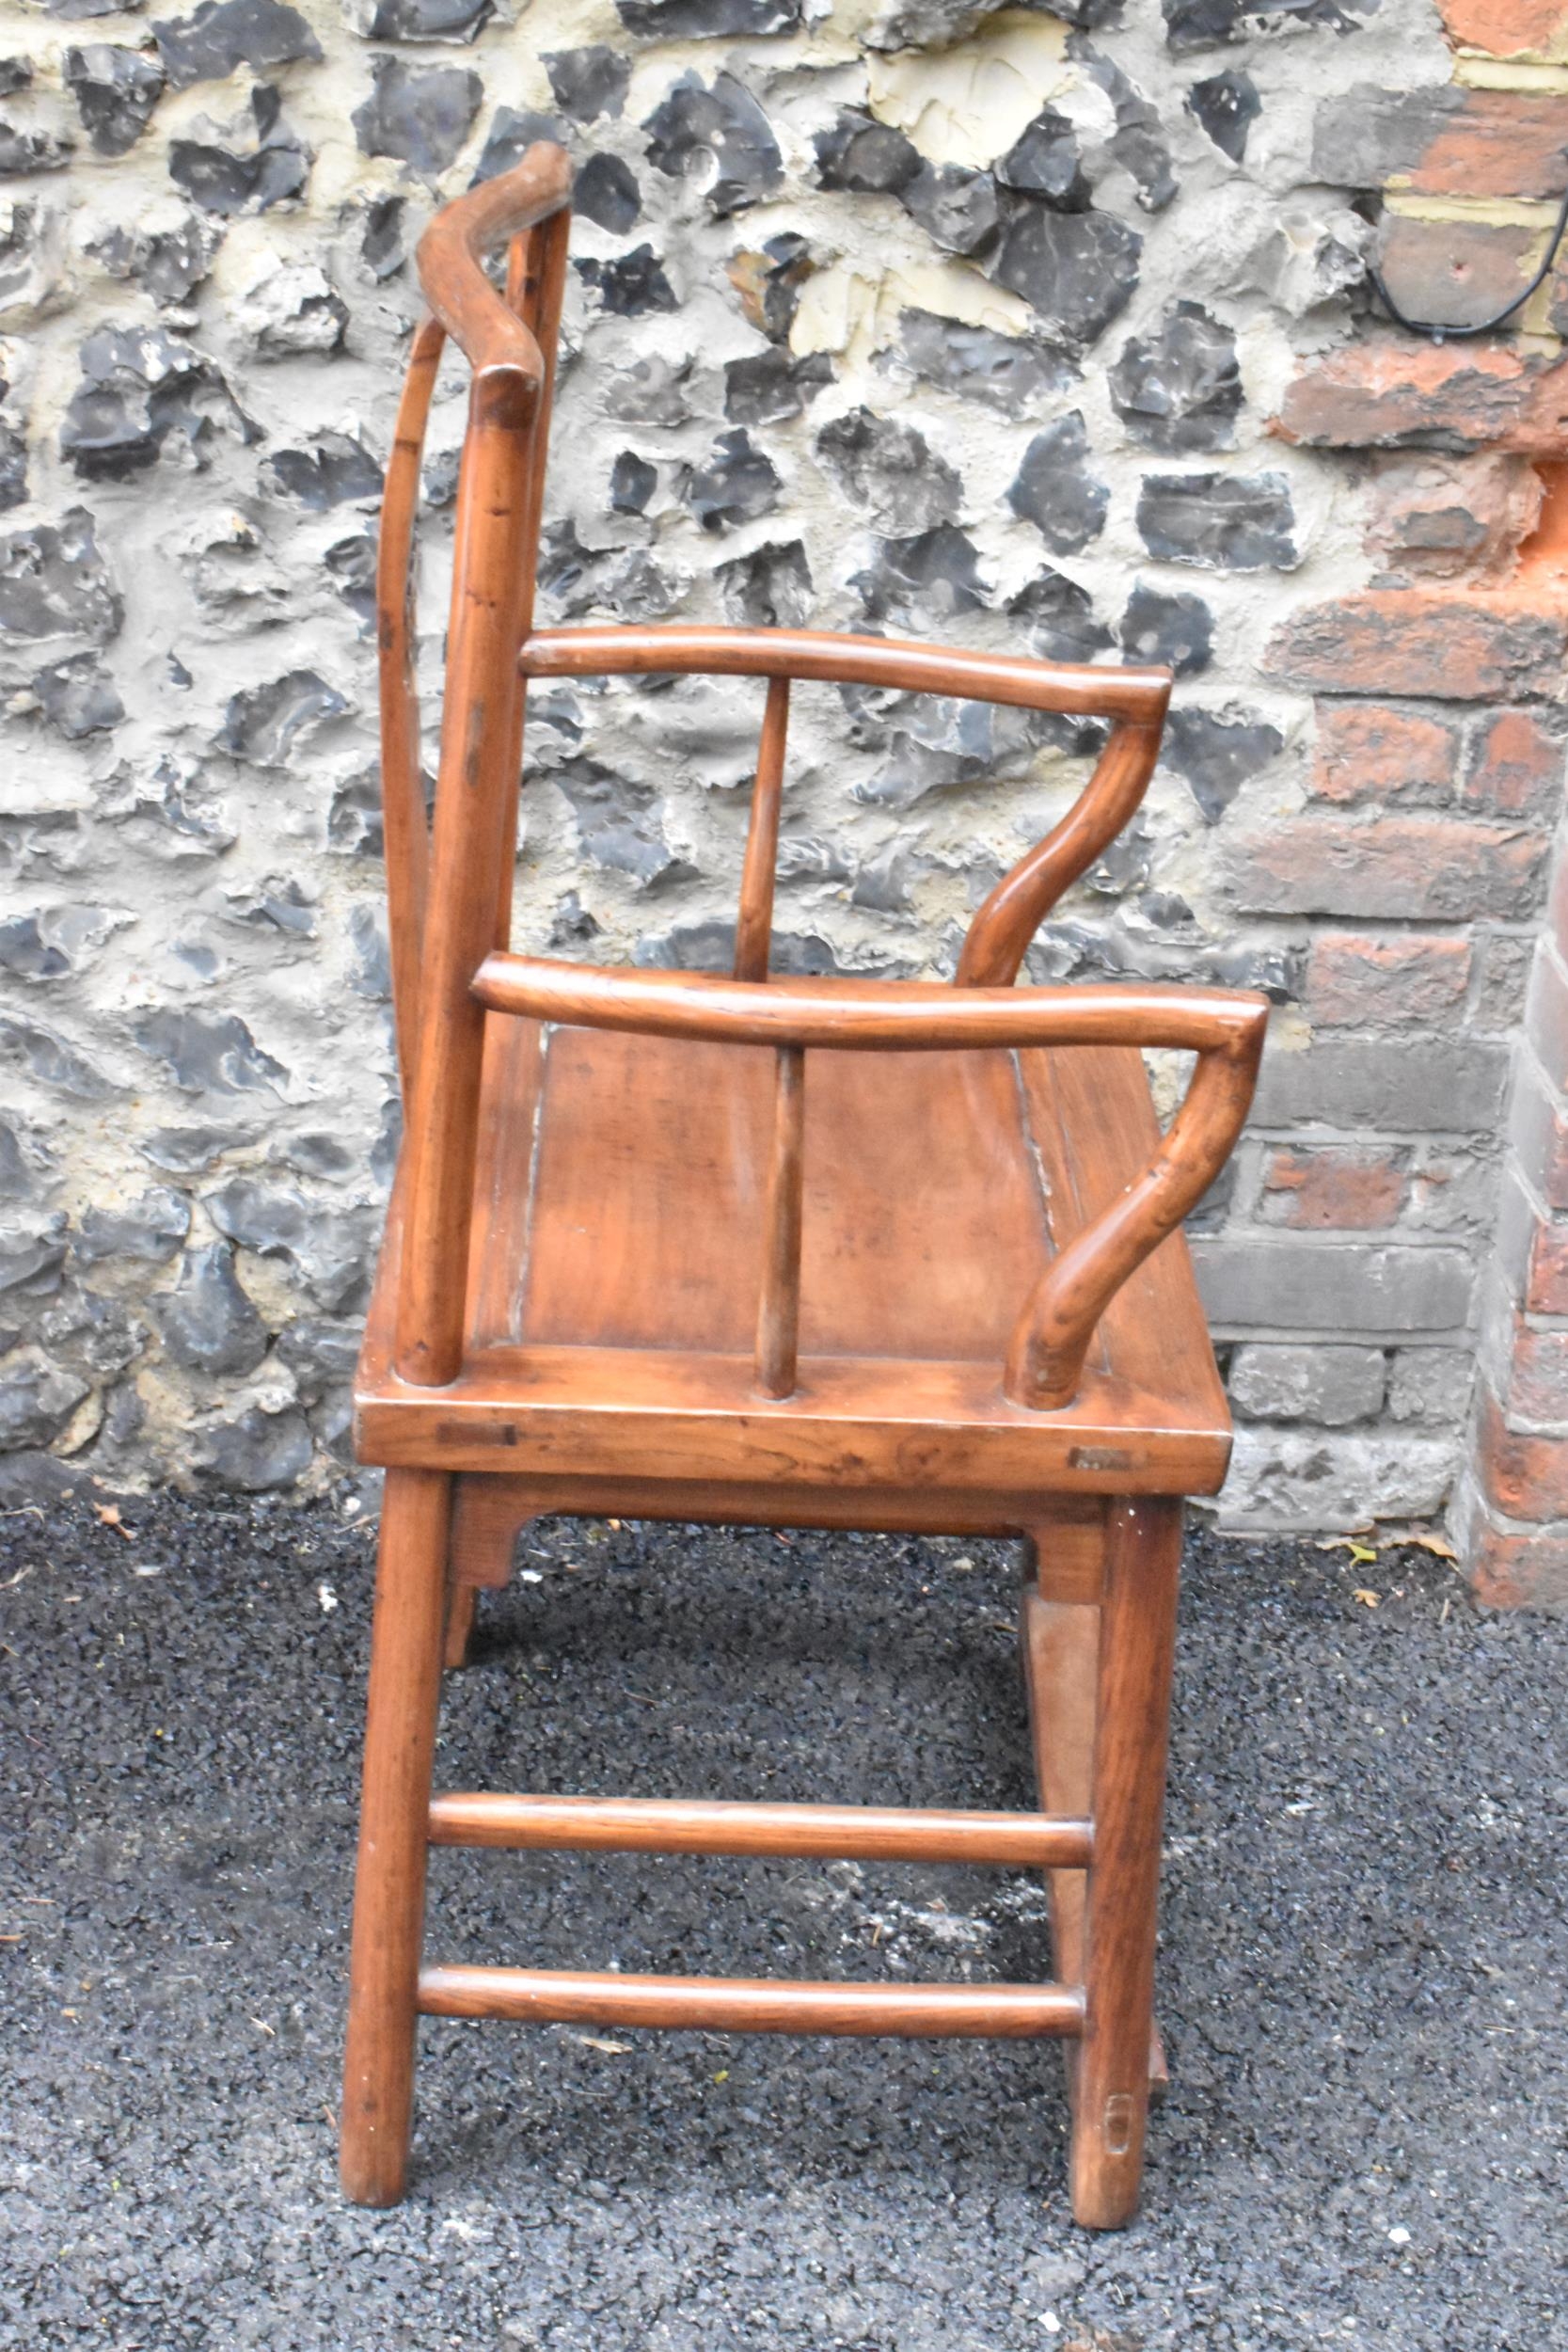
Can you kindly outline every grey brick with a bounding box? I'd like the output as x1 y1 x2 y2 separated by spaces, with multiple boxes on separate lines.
1227 1343 1386 1424
1215 1429 1458 1532
1252 1041 1510 1134
1387 1347 1476 1424
1193 1240 1474 1334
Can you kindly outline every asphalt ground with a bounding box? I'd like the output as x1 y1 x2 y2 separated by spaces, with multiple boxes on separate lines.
2 1491 1564 2351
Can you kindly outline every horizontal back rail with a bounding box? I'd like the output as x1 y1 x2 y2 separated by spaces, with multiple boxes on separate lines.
520 622 1169 723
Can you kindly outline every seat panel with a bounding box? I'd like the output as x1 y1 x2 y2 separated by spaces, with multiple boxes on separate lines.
471 1020 1052 1360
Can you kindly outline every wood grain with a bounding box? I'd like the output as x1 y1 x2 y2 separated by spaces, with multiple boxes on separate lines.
341 1468 451 2206
1069 1497 1182 2231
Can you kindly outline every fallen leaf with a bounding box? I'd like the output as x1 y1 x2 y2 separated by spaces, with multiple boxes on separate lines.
711 2068 730 2083
95 1503 134 1541
1406 1533 1458 1561
1353 1588 1381 1608
1317 1537 1378 1564
572 2033 631 2056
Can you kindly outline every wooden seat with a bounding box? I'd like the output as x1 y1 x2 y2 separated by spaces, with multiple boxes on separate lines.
358 1020 1230 1508
339 147 1268 2234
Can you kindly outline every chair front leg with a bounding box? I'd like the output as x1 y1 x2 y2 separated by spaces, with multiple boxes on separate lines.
341 1467 452 2205
1069 1496 1182 2231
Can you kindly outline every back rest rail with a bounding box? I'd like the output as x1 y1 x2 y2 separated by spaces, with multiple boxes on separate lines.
520 624 1169 723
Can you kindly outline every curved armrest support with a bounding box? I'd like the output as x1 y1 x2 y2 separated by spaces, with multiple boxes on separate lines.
415 145 573 378
957 720 1164 988
1004 1011 1266 1411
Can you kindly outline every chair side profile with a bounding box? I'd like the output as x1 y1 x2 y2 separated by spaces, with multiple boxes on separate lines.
341 149 1269 2231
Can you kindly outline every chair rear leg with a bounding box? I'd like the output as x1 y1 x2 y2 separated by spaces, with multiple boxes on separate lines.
1069 1497 1181 2231
341 1467 451 2206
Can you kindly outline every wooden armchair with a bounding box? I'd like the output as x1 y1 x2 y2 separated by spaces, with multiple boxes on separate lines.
341 148 1268 2230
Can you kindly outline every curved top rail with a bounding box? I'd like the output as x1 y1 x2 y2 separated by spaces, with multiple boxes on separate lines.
519 624 1172 725
416 144 573 376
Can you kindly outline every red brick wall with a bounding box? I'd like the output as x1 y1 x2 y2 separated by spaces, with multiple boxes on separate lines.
1275 13 1568 1601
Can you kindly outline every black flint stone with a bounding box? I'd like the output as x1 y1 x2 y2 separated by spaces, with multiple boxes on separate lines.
64 45 166 156
325 534 375 630
470 105 565 183
1119 582 1212 675
545 46 629 123
60 326 253 479
32 652 125 737
0 59 31 96
216 670 347 767
814 108 920 195
157 1242 268 1376
1079 46 1177 215
1162 705 1283 820
618 0 800 30
575 244 677 316
898 162 999 257
815 406 959 536
0 917 69 979
993 200 1141 346
1137 471 1297 570
133 1009 287 1096
1110 302 1242 453
352 56 481 172
995 107 1089 208
0 423 27 511
1007 413 1108 554
715 537 813 628
151 0 321 90
609 451 657 515
643 72 781 217
1187 69 1259 161
723 348 831 427
1006 568 1112 663
347 0 492 40
685 429 780 531
0 509 121 644
853 525 988 625
360 194 404 279
574 151 640 233
195 1406 313 1490
169 88 309 215
894 309 1075 411
263 433 383 508
557 760 688 888
87 214 219 307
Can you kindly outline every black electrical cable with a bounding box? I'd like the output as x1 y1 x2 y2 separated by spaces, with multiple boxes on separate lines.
1366 180 1568 342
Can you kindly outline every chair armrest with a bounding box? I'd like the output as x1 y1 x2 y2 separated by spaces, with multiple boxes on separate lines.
471 955 1266 1413
471 956 1254 1056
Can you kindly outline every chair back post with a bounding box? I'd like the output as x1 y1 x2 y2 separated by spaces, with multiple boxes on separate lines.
391 149 573 1389
377 313 447 1094
493 207 571 958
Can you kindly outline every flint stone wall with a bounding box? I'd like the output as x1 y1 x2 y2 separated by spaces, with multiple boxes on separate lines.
1 0 1560 1540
